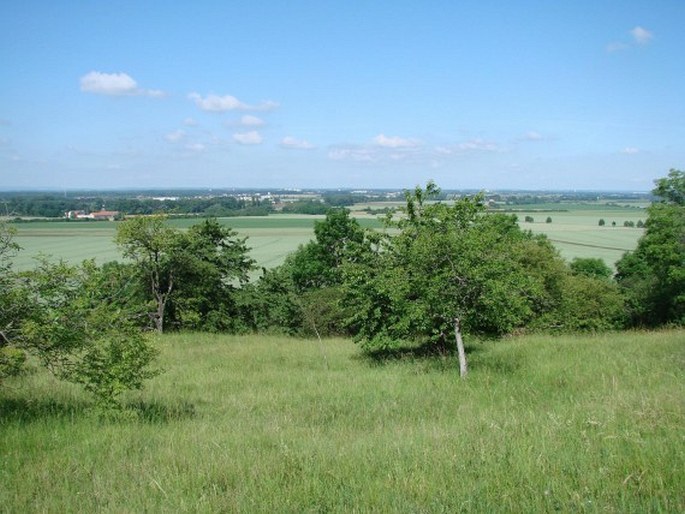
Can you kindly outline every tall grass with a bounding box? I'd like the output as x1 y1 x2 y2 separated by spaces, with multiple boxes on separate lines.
1 330 683 512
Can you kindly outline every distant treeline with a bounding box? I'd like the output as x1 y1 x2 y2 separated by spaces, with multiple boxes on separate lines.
0 191 366 218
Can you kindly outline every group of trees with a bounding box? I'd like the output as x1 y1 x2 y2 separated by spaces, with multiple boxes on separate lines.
1 170 682 406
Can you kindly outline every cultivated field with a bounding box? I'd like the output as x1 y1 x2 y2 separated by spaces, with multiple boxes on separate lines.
7 203 645 272
1 330 683 512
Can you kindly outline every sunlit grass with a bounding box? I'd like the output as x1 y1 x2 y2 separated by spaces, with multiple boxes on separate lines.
1 330 683 512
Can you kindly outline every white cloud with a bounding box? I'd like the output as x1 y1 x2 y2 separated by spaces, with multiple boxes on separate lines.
240 115 265 127
328 146 376 162
80 71 164 97
233 131 263 145
185 143 206 152
164 130 185 143
373 133 419 148
281 136 315 149
520 131 544 142
183 117 198 126
631 26 653 45
621 147 639 154
189 93 279 112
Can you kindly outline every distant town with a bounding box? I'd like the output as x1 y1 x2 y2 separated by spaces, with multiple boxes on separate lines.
0 188 652 220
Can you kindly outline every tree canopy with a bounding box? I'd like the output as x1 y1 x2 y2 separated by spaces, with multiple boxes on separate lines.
616 169 685 326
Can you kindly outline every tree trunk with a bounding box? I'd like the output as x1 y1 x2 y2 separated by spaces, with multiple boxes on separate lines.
454 317 468 378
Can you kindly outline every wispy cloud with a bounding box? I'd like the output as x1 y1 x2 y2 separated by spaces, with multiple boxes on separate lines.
281 136 315 149
437 138 502 155
631 26 653 45
240 115 265 127
373 133 419 148
164 130 185 143
189 93 278 112
621 147 639 155
607 26 653 52
518 131 544 142
233 131 263 145
80 71 164 97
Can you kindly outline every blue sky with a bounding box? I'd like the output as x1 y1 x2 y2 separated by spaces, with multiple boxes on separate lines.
1 1 683 191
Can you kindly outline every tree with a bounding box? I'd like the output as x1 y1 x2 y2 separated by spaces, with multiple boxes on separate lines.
16 259 160 409
524 215 534 223
0 221 25 383
1 224 159 409
345 183 568 377
250 208 371 337
569 257 612 280
116 216 182 332
615 170 685 326
168 218 255 331
116 217 256 332
546 216 553 223
599 219 606 226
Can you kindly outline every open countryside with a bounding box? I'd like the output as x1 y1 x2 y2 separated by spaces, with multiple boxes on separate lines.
8 202 647 272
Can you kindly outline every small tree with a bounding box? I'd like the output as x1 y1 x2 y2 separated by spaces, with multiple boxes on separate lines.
599 219 606 226
546 216 552 223
569 257 612 280
346 183 567 377
524 215 534 223
116 216 182 332
17 260 160 409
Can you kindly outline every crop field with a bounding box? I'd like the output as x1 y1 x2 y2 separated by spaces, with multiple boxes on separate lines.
7 204 644 272
1 330 683 512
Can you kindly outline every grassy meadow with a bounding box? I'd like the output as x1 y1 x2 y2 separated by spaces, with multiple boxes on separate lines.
1 330 683 512
7 203 644 272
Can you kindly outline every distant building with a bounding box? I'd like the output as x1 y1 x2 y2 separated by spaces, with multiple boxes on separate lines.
65 209 120 221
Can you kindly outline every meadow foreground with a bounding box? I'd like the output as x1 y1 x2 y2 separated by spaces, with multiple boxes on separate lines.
1 330 683 512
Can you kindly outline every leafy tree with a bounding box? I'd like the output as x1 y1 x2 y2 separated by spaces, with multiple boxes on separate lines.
599 219 605 226
546 216 552 223
524 215 534 223
16 259 160 409
345 183 568 377
1 227 159 409
616 170 685 326
116 216 255 332
250 208 371 337
116 216 182 332
168 218 255 331
0 222 26 383
569 257 612 280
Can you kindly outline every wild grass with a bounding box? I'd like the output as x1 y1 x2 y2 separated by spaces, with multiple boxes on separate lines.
1 330 683 512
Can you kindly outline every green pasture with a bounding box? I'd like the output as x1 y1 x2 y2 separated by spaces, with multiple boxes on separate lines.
1 330 683 512
8 206 643 272
513 207 645 264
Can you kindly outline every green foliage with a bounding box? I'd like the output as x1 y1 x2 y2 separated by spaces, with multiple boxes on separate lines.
346 183 571 359
168 218 256 332
533 274 626 331
2 256 159 409
250 208 371 336
1 222 26 382
546 216 552 223
598 218 606 226
524 215 534 223
616 170 685 326
569 257 612 279
116 216 255 332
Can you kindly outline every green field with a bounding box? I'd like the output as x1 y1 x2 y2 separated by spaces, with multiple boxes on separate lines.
7 205 644 272
1 330 683 512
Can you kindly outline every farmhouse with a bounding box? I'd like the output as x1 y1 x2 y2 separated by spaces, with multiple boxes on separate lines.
65 209 120 221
